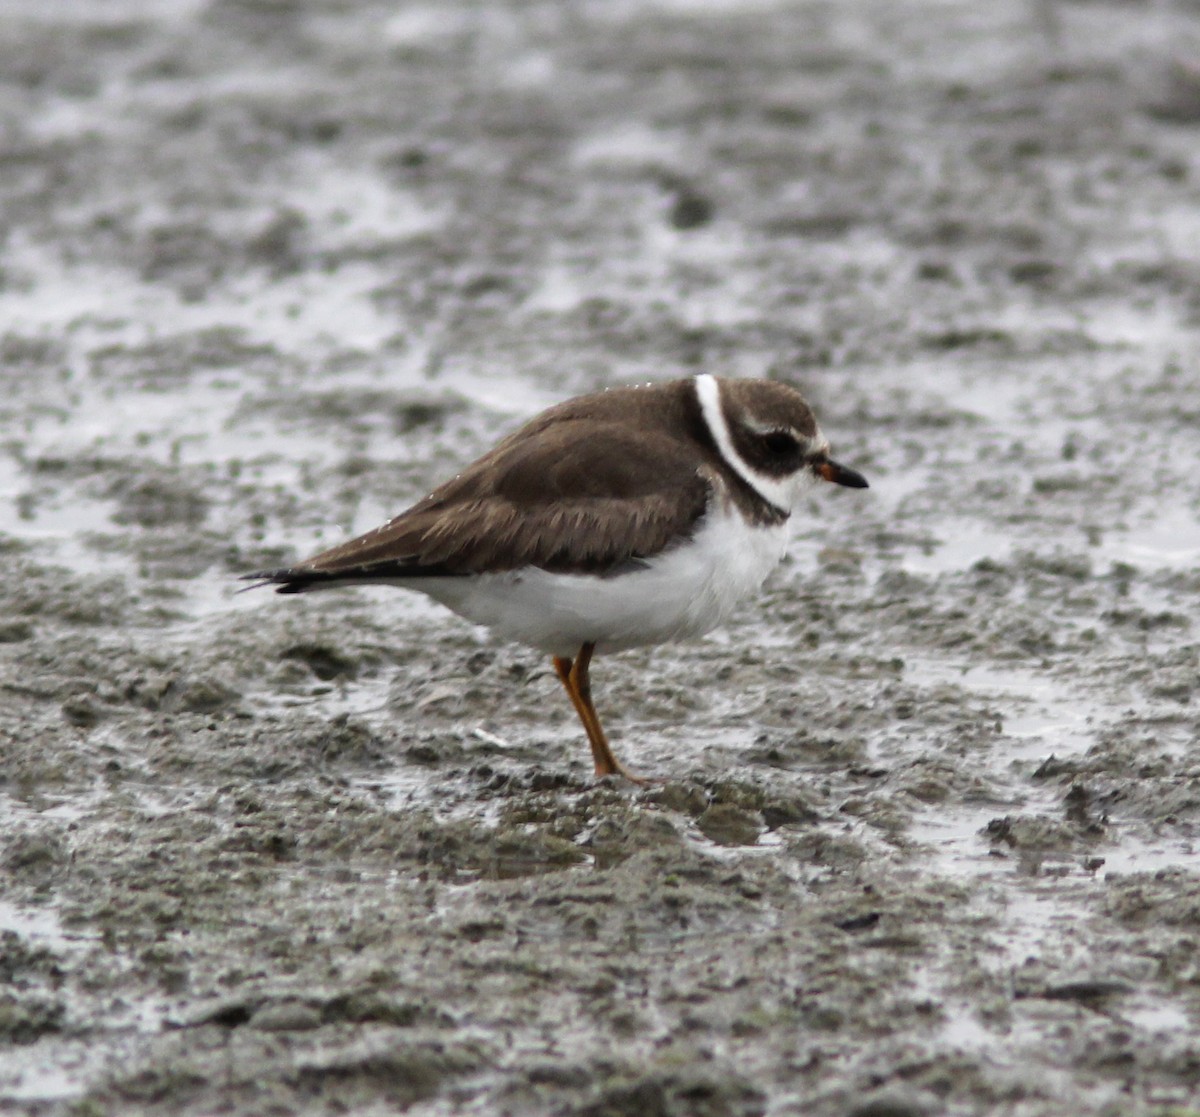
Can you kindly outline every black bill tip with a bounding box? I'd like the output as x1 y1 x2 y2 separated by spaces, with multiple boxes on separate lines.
818 459 869 489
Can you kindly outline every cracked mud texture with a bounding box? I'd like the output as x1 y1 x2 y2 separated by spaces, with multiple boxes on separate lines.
2 0 1200 1114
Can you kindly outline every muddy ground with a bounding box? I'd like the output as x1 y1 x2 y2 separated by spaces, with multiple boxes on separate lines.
2 0 1200 1114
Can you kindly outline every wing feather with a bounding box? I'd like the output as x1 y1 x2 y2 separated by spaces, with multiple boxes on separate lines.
262 421 712 588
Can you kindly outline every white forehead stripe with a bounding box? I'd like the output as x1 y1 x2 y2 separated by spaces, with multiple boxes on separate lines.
693 374 797 513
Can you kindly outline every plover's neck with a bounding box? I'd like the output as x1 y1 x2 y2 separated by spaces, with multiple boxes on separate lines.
693 374 794 515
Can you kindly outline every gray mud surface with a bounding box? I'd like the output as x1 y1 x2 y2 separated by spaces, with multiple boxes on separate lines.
3 1 1200 1114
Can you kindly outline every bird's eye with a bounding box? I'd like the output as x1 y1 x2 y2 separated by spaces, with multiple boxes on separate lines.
762 430 797 455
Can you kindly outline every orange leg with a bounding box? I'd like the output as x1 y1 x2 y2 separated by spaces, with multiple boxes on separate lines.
552 643 646 784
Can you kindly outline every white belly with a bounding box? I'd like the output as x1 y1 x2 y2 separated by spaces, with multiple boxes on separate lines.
399 507 792 657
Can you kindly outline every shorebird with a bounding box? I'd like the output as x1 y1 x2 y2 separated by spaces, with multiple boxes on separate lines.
245 375 867 781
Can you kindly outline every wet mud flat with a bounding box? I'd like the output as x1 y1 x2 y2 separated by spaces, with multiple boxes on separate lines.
2 0 1200 1114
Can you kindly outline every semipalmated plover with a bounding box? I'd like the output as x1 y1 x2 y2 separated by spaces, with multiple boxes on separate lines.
245 374 867 781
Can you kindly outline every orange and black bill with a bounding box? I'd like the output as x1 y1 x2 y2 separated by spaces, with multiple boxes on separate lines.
818 460 869 489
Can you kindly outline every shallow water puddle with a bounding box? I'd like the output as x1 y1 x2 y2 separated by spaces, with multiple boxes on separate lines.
1102 505 1200 573
887 504 1200 581
898 654 1200 875
895 518 1016 576
0 1046 113 1106
896 650 1200 1054
0 899 85 953
904 657 1095 769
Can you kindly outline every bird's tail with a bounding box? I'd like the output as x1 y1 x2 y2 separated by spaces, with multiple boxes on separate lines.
239 560 464 594
237 568 339 594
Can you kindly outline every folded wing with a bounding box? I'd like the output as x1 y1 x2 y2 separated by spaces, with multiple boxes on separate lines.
248 421 712 592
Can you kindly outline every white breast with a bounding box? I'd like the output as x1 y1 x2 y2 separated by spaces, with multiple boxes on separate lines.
404 504 792 658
